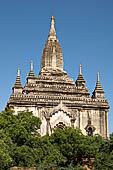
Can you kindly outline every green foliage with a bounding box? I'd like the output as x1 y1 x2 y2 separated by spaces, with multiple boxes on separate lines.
49 127 99 168
13 145 37 167
0 108 41 169
0 108 113 170
0 130 14 169
94 136 113 169
0 108 41 146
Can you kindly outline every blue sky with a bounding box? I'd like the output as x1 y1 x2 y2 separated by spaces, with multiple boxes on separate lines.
0 0 113 134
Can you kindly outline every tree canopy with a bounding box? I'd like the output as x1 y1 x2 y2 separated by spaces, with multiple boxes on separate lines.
0 108 113 170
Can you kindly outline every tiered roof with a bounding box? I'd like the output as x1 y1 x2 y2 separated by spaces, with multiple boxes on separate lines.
8 15 109 109
13 67 23 88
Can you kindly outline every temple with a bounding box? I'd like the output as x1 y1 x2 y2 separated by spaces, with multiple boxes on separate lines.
7 15 109 138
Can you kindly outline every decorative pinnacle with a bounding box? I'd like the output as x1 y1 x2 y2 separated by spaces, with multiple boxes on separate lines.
95 72 103 91
79 64 82 75
48 13 56 40
14 67 22 87
30 60 33 72
28 60 35 77
92 72 104 98
97 72 100 82
75 64 85 87
17 67 20 77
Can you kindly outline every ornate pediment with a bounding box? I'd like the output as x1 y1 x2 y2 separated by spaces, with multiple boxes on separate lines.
49 101 76 118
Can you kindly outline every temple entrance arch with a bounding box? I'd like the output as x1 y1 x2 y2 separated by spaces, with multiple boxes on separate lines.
40 102 77 135
48 102 76 135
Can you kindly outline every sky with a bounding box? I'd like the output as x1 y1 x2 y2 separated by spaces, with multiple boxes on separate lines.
0 0 113 134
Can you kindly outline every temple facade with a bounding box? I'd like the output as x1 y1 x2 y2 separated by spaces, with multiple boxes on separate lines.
7 15 109 138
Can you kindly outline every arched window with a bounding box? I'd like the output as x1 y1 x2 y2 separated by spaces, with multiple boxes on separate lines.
88 127 93 136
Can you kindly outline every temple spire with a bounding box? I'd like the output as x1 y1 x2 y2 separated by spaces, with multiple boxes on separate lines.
97 72 100 82
76 64 85 87
79 64 82 75
40 15 64 72
13 67 23 93
95 72 103 91
30 60 33 72
28 60 35 77
92 72 104 98
48 14 56 40
17 67 20 77
14 67 22 86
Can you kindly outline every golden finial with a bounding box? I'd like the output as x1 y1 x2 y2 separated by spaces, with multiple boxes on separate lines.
79 64 82 75
30 60 33 72
17 67 20 77
51 16 54 20
97 72 100 82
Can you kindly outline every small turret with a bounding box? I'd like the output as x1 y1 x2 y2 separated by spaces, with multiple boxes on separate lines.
76 64 86 87
13 67 23 93
26 60 35 84
92 72 104 98
28 60 35 77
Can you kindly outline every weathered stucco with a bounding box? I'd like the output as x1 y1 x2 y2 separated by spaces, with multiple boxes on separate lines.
7 15 109 138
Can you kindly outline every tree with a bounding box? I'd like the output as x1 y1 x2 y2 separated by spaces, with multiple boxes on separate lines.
0 130 14 169
94 134 113 169
1 108 113 170
49 127 99 168
0 108 41 169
